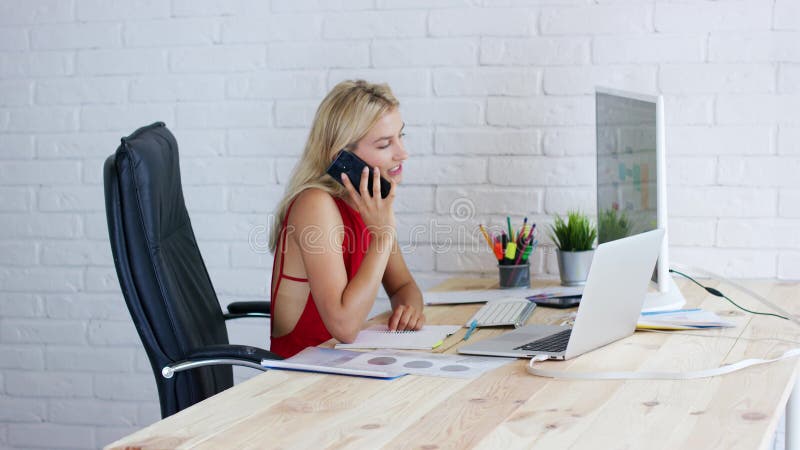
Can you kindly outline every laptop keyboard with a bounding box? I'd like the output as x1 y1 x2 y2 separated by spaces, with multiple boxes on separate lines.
514 329 572 353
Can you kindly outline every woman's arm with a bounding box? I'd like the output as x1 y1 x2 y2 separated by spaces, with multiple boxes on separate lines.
293 168 397 343
382 240 426 331
292 189 393 344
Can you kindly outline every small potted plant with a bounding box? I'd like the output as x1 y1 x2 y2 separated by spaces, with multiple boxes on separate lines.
549 211 597 286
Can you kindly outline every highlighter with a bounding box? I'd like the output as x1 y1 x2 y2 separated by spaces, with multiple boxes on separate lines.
504 242 517 263
522 240 536 262
493 241 503 260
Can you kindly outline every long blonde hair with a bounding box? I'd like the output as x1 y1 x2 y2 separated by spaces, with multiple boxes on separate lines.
269 80 400 252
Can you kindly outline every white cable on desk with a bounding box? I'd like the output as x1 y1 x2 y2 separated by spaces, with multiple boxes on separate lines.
527 348 800 380
639 328 800 346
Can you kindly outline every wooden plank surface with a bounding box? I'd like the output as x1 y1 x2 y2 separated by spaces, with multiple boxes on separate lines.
106 278 800 450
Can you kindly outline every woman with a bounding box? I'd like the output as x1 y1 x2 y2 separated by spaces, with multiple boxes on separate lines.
268 80 426 359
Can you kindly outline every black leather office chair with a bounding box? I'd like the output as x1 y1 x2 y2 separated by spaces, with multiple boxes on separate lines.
103 122 281 418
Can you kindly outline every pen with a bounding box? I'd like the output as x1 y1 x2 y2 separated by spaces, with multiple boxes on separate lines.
463 319 478 341
479 224 493 249
513 234 531 266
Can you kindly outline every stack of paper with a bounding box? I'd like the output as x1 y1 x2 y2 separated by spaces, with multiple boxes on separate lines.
424 287 583 305
637 309 735 330
423 289 523 305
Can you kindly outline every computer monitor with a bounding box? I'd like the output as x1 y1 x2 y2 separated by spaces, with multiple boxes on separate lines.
595 87 685 312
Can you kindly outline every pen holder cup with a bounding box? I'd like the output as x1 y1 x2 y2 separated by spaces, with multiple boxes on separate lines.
498 263 531 289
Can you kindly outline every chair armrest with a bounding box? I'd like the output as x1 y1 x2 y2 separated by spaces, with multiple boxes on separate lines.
187 344 281 363
225 301 271 320
161 344 282 379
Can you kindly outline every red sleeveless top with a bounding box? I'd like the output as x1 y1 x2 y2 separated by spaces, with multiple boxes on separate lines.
270 195 370 358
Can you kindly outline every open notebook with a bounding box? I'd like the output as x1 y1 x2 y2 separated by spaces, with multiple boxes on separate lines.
334 325 461 350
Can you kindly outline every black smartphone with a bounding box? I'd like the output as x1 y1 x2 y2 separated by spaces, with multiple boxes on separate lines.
326 150 392 199
528 295 582 309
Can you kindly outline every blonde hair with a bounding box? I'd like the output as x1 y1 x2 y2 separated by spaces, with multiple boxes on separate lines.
268 80 399 251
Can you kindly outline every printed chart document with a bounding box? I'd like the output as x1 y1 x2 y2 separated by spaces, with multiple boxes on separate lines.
339 350 516 379
637 309 735 330
334 325 461 350
425 287 583 305
261 347 406 379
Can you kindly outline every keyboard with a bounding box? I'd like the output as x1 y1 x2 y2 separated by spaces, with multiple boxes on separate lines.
514 328 572 353
468 298 536 328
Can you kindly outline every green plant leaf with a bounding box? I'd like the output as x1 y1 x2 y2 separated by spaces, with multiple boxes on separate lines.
548 210 597 251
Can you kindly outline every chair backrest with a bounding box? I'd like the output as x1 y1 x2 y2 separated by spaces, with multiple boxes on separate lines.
103 122 233 417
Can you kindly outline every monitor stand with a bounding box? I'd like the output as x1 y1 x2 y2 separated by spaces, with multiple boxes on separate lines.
641 276 687 313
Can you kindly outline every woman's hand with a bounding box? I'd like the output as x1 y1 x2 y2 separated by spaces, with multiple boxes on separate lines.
387 304 425 332
341 166 397 244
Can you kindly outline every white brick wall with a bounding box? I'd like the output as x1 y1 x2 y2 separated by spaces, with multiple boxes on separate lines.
0 1 795 449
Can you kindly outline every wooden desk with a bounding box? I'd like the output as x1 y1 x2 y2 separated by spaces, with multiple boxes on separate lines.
107 278 800 450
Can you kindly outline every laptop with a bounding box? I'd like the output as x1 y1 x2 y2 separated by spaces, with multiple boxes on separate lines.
458 229 664 360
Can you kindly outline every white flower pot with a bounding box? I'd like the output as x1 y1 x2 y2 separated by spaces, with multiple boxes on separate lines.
557 249 594 286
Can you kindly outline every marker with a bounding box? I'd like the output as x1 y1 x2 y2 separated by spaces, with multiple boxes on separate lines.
463 319 478 341
513 235 530 266
522 239 537 262
507 216 513 242
504 242 517 264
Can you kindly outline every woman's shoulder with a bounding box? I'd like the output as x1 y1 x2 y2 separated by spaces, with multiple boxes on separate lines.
289 188 344 226
293 187 340 209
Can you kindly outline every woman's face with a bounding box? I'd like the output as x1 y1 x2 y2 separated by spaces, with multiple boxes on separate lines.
351 108 408 185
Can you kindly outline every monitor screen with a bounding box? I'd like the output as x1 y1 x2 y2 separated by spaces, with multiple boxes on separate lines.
596 91 658 245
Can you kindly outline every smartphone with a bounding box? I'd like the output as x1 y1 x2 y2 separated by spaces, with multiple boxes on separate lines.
326 150 392 199
528 295 582 309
